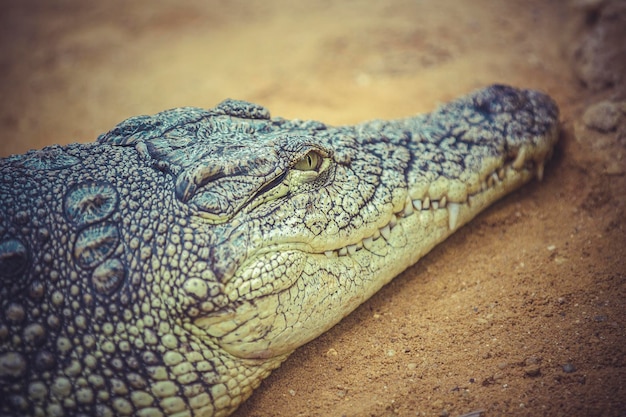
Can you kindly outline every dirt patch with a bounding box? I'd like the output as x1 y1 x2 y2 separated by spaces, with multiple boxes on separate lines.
1 0 624 416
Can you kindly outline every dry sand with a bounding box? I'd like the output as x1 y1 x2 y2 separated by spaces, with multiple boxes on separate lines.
1 1 624 416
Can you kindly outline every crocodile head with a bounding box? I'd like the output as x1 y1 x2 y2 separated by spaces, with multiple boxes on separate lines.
0 84 558 417
98 84 559 361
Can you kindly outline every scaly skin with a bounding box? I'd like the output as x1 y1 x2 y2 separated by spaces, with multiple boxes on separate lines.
0 85 559 417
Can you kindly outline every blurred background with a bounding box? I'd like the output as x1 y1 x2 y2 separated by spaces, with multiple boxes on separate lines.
0 0 567 156
2 1 625 417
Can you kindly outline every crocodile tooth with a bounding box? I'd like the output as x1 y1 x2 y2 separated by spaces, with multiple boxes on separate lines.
338 247 348 256
512 146 528 169
324 250 334 258
380 224 391 240
431 200 439 210
403 197 414 217
448 202 460 230
372 229 381 240
362 236 373 250
423 197 431 210
536 162 545 181
440 196 447 208
347 244 357 255
389 214 397 229
412 199 422 211
481 180 487 191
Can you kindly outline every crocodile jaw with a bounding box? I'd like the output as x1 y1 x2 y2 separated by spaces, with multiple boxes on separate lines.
205 121 558 360
0 84 559 417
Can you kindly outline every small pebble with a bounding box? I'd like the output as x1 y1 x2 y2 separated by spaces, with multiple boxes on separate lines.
562 363 577 373
325 348 338 357
525 365 541 377
583 101 621 132
481 376 496 386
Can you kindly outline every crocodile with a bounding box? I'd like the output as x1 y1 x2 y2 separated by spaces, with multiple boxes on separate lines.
0 84 559 417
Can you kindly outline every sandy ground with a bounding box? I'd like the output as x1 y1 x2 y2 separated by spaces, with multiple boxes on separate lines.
1 0 625 416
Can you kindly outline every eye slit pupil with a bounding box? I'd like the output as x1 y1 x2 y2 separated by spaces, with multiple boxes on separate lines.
294 150 321 171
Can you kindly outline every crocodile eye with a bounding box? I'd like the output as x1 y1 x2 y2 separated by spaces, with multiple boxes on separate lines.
294 150 322 171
